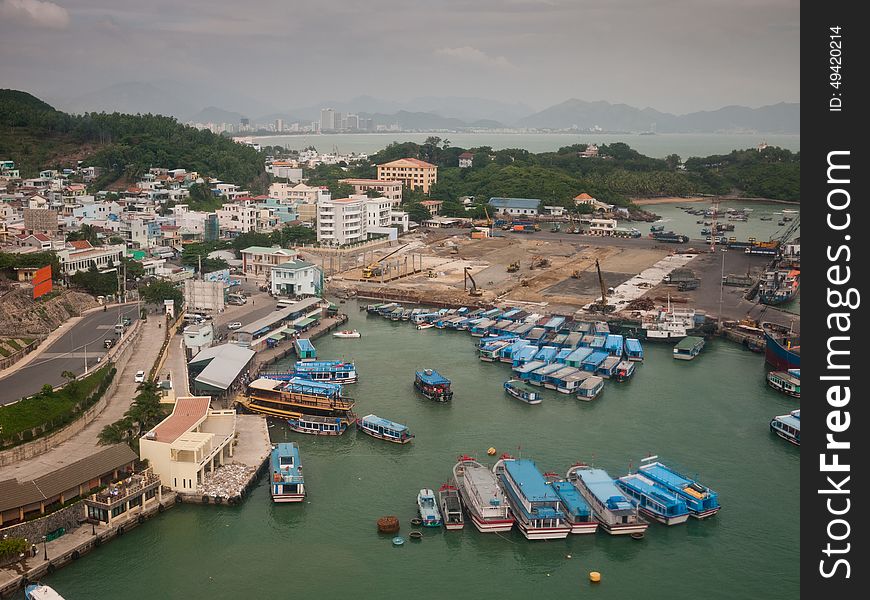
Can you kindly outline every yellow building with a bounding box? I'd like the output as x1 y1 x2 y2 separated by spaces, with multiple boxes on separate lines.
376 158 438 194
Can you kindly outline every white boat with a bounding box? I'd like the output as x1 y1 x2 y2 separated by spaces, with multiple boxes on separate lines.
642 296 696 340
333 329 361 338
494 456 571 540
26 584 65 600
567 464 649 535
439 483 465 530
453 455 514 532
417 323 435 330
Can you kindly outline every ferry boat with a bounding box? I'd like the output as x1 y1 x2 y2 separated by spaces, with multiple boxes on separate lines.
673 336 705 360
417 488 443 527
637 457 720 519
759 269 800 305
550 479 599 534
770 409 800 446
767 369 800 398
616 473 691 525
287 414 351 436
438 483 465 530
566 464 648 535
494 457 571 540
270 442 305 503
292 360 358 383
241 377 355 427
25 584 65 600
452 456 514 532
356 414 414 444
503 379 542 404
414 369 453 401
333 329 361 338
763 324 800 370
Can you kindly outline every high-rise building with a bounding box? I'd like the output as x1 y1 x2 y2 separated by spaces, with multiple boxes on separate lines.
276 118 284 132
320 108 336 131
346 114 359 130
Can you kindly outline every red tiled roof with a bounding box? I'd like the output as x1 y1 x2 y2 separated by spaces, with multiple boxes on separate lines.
68 240 93 250
378 158 437 168
574 193 595 200
459 152 474 158
151 396 211 443
420 200 443 206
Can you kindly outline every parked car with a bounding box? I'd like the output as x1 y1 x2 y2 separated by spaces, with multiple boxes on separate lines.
103 338 116 349
135 370 146 383
122 317 132 326
227 322 243 330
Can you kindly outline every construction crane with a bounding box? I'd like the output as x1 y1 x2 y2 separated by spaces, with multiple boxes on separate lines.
464 266 483 296
588 259 615 313
483 205 493 226
773 215 800 245
362 244 408 278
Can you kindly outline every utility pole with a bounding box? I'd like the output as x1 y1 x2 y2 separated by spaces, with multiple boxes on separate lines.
718 247 725 327
198 254 202 280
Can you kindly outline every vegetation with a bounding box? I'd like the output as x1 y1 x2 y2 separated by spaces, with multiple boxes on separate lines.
0 251 61 280
65 224 102 245
0 538 28 562
0 365 115 447
139 280 183 308
70 264 118 297
98 381 170 451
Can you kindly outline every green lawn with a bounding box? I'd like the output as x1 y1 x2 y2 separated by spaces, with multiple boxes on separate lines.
0 346 9 357
5 339 22 351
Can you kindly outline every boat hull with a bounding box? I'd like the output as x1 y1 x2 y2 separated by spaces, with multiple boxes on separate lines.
771 425 800 446
567 520 599 534
639 507 690 526
468 512 515 533
766 379 800 398
357 427 413 444
272 494 305 503
764 332 800 370
689 507 721 519
517 522 571 540
598 521 649 535
444 522 464 531
287 423 347 436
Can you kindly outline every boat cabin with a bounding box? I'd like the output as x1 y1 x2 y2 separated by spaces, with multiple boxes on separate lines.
576 376 605 401
770 409 800 445
581 350 609 372
614 360 636 382
624 338 644 361
673 336 705 360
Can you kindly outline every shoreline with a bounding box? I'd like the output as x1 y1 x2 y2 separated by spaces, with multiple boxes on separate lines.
632 196 800 206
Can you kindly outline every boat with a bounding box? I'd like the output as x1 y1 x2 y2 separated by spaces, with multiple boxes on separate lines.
417 488 443 527
760 215 773 221
414 369 453 402
438 483 465 530
576 375 604 401
641 298 697 340
616 473 691 525
290 360 358 383
550 479 599 534
493 457 571 540
766 369 800 398
566 464 648 535
763 324 800 370
270 442 305 503
637 457 721 519
614 360 636 382
770 409 800 446
287 414 351 436
25 584 65 600
759 269 800 305
503 379 542 404
673 336 705 360
333 329 361 338
241 377 355 426
452 456 514 532
356 414 414 444
417 322 435 330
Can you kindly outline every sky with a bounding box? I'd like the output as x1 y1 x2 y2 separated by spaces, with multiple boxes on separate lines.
0 0 800 117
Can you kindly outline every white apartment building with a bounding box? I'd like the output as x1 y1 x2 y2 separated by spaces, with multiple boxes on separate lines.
390 210 410 233
57 243 126 275
217 200 258 234
365 197 392 229
270 260 321 297
317 196 366 245
269 182 329 204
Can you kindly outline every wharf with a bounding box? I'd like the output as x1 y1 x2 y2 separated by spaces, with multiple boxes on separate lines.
249 313 349 375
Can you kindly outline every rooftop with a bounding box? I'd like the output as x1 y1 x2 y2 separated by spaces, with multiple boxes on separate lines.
488 197 542 209
503 459 558 503
378 158 437 169
150 396 211 443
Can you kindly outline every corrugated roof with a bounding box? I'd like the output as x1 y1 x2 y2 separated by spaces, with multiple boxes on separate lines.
193 346 254 392
236 297 321 335
488 197 541 210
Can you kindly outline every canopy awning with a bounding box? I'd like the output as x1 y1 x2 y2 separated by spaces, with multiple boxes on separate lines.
294 317 317 329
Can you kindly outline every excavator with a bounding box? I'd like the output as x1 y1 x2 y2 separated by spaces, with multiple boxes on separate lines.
587 259 615 313
507 261 520 272
362 244 408 278
464 266 483 296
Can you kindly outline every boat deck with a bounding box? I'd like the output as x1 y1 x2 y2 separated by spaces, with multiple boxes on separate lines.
551 481 591 518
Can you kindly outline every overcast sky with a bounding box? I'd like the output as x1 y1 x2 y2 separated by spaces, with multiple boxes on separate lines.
0 0 800 115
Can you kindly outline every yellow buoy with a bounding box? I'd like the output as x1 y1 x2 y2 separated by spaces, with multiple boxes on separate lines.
487 447 497 456
589 571 601 583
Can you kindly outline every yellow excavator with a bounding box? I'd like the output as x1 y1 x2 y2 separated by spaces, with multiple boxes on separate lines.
464 266 483 296
362 244 408 278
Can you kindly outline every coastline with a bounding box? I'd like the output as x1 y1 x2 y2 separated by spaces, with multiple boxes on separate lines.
632 196 800 206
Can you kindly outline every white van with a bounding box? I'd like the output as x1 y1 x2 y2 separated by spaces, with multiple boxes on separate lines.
227 293 247 306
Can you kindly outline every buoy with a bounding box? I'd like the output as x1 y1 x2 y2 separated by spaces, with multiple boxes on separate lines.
589 571 601 583
392 536 405 546
487 447 497 456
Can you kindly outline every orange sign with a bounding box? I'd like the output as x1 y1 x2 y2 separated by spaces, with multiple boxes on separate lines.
33 265 52 299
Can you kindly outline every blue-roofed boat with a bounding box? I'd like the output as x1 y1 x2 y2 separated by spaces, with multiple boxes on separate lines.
453 456 514 532
625 338 644 361
565 346 592 368
25 584 65 600
294 338 316 359
576 376 605 401
550 480 599 534
616 473 691 525
567 465 648 535
479 339 513 362
766 369 800 398
504 379 542 404
533 345 559 363
614 360 636 382
604 334 624 357
637 457 721 519
291 360 358 383
270 442 305 503
596 356 621 378
414 369 453 401
511 344 539 367
581 350 609 372
417 488 442 527
243 377 355 423
287 414 351 436
356 414 414 444
770 409 800 446
438 483 465 530
494 457 571 540
529 362 563 386
555 348 573 363
513 360 546 380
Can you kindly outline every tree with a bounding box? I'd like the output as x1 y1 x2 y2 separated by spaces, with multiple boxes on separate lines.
140 280 183 308
665 154 682 170
69 264 118 297
271 225 316 247
99 381 169 450
66 224 101 246
405 203 431 224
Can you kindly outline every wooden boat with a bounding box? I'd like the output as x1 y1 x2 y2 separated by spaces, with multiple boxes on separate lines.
287 413 352 436
767 369 800 398
356 414 414 444
503 379 542 404
438 483 465 530
333 329 361 338
414 369 453 401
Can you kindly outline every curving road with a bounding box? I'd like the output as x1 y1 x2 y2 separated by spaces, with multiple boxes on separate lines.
0 304 141 405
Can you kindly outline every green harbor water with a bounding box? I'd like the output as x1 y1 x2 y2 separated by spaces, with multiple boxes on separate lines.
43 300 800 599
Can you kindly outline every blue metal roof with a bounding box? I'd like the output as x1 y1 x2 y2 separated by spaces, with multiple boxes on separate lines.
271 443 303 482
590 335 607 349
576 468 633 511
293 360 355 373
566 347 592 362
583 350 609 366
295 338 315 351
488 197 542 210
551 481 591 518
503 459 559 503
555 348 573 362
360 414 408 433
618 474 687 511
416 369 450 385
534 346 558 362
625 338 643 353
279 377 342 397
544 316 565 329
513 345 539 361
604 334 624 352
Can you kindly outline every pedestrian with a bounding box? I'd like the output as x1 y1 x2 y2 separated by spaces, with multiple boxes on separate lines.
31 544 37 557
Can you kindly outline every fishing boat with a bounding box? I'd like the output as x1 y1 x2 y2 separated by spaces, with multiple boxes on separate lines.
641 298 697 340
452 456 514 532
287 414 351 436
614 360 636 382
270 442 305 503
616 473 691 525
494 457 571 540
503 379 542 404
291 360 358 383
770 409 800 446
763 324 800 370
673 336 705 360
637 457 720 519
438 483 465 530
25 584 65 600
333 329 361 338
550 479 599 534
417 488 443 527
767 369 800 398
414 369 453 401
241 378 355 427
356 414 414 444
566 464 648 535
759 269 800 306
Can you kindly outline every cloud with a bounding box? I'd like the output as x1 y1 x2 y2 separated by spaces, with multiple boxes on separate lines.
435 46 514 69
0 0 70 29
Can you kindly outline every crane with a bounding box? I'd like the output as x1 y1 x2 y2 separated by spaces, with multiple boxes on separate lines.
483 205 493 226
362 244 408 278
588 259 615 313
464 266 483 296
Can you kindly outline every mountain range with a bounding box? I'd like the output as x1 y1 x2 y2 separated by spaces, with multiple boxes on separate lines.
49 81 799 134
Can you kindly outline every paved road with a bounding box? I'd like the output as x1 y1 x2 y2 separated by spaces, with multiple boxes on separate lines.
0 304 140 405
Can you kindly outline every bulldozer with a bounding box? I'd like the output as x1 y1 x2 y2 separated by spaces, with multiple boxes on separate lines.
464 267 483 296
529 256 550 270
507 261 520 273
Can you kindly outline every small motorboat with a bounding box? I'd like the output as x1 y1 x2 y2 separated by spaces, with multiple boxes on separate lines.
333 329 361 338
417 323 435 330
438 483 465 530
503 379 542 404
25 584 65 600
417 488 443 527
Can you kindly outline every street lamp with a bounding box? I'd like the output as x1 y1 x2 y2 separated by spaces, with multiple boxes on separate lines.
42 535 48 561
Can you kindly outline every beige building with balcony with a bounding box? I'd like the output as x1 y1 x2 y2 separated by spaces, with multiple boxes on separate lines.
376 158 438 194
240 246 298 279
339 179 403 206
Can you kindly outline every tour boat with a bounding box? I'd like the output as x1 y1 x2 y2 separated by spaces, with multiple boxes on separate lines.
637 456 721 519
414 369 453 401
25 584 65 600
452 456 514 532
576 376 605 401
356 414 414 444
616 473 691 525
241 377 355 424
673 336 705 360
766 369 800 398
642 299 697 340
287 413 352 436
438 483 465 530
550 479 599 534
333 329 361 338
770 409 800 446
503 379 542 404
291 360 358 383
417 488 443 527
493 457 571 540
270 442 305 503
566 464 648 535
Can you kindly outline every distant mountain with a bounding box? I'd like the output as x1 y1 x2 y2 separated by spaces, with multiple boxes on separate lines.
517 99 800 134
187 106 247 124
363 110 504 130
59 82 198 119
